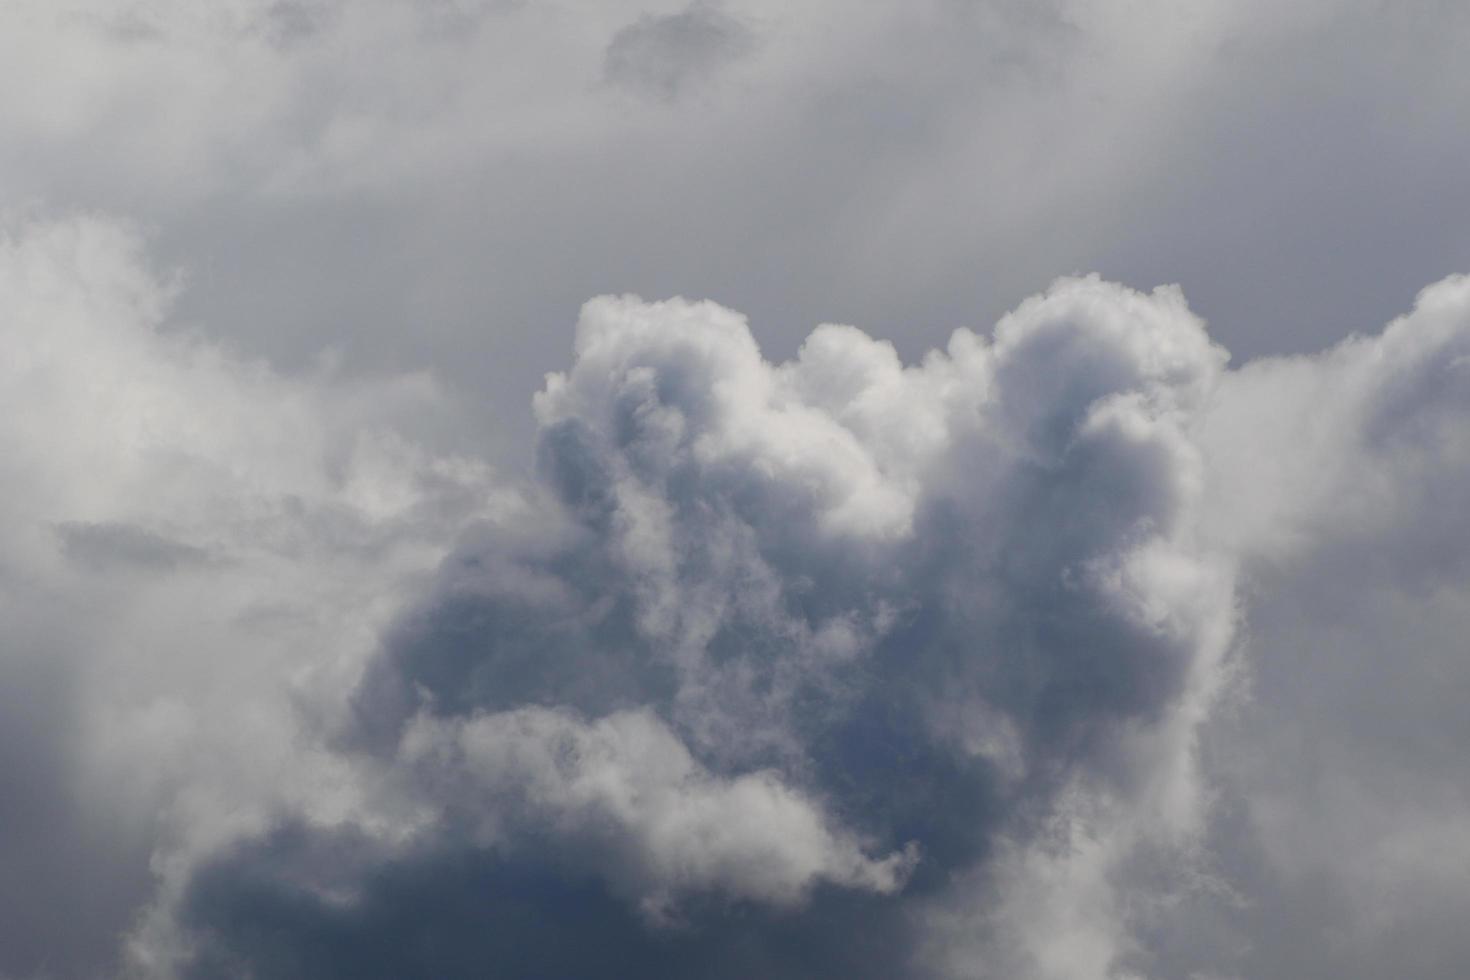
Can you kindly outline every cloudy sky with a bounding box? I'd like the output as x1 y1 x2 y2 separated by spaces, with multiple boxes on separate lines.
2 1 1469 978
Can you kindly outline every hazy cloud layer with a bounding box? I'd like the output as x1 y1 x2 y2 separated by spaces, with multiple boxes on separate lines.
0 215 501 977
3 0 1466 463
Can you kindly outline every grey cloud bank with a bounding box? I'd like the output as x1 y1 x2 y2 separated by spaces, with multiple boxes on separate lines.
1 1 1469 978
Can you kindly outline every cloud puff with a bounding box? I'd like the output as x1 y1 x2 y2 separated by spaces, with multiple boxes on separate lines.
402 706 917 917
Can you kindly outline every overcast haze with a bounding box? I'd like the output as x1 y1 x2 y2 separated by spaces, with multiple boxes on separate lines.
2 2 1469 978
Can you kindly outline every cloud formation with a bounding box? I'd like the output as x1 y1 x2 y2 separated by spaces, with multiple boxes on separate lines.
402 706 917 912
3 2 1469 977
161 260 1239 976
1 209 1467 979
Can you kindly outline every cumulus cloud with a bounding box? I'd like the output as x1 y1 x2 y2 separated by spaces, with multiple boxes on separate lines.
157 273 1246 977
1 209 1468 979
402 706 917 916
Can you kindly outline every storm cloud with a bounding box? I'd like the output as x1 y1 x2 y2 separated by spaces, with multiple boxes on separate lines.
140 275 1237 978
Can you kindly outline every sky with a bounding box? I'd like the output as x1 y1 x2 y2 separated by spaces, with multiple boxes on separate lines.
1 2 1468 978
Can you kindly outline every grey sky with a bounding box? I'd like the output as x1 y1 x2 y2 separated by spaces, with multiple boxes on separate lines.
5 0 1466 462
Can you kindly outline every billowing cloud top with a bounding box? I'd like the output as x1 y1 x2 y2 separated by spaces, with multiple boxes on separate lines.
3 212 1467 978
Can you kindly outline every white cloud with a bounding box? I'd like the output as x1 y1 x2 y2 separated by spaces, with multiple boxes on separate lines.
401 706 917 919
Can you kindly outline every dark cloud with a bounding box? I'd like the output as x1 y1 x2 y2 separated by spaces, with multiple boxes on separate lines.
258 1 325 48
604 3 757 101
172 279 1240 977
181 824 921 980
56 521 211 572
